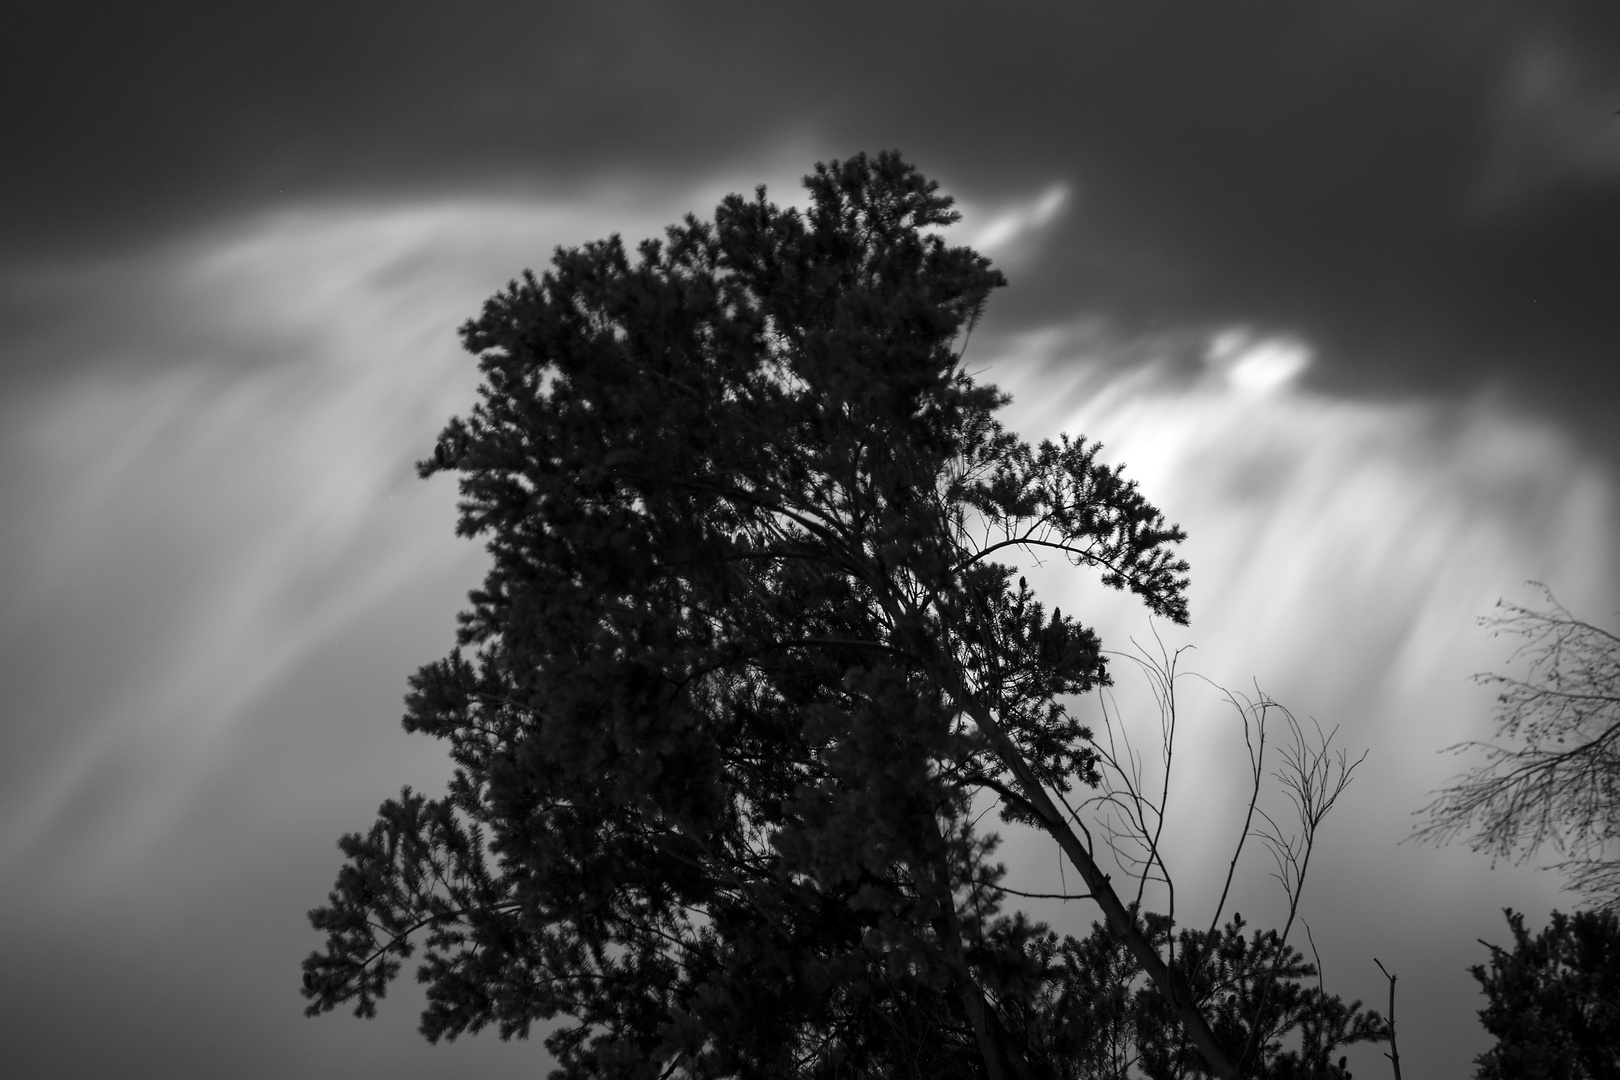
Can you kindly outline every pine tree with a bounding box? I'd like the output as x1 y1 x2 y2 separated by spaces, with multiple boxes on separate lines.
301 152 1375 1078
1473 908 1620 1080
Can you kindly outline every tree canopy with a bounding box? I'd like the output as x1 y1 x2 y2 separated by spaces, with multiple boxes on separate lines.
1472 907 1620 1080
301 152 1379 1079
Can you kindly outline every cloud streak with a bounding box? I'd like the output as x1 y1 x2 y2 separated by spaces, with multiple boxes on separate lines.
1 169 1078 889
949 183 1073 267
0 193 687 886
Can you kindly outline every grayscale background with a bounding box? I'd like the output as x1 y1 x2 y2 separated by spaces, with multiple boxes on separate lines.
2 3 1616 1076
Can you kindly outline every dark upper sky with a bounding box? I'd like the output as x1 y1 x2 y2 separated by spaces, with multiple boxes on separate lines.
6 1 1618 445
2 5 1617 1078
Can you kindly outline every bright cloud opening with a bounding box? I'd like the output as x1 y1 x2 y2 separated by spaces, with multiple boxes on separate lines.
1204 327 1312 397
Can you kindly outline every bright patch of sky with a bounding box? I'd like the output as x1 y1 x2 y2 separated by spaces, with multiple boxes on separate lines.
1204 327 1312 397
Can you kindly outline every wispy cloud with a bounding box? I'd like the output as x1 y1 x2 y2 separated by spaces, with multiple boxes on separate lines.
0 190 754 887
943 182 1073 268
990 321 1612 741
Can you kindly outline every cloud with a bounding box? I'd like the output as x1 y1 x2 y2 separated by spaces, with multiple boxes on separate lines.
1203 328 1313 397
944 182 1072 269
962 184 1072 252
0 185 785 889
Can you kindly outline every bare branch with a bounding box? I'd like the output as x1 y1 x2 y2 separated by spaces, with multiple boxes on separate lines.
1240 711 1366 1070
1194 680 1271 973
1414 586 1620 909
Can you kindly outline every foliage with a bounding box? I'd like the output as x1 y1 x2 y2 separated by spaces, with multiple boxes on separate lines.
1416 588 1620 909
301 152 1377 1078
1013 912 1383 1080
1472 907 1620 1080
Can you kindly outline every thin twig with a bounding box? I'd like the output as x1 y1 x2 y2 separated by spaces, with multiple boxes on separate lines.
1374 957 1403 1080
1304 921 1325 997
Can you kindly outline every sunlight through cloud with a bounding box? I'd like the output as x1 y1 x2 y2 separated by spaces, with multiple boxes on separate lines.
1204 327 1312 397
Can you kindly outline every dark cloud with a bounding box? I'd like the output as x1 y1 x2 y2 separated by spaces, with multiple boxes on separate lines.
6 1 1617 448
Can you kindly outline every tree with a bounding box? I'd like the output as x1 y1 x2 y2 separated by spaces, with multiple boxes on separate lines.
1471 907 1620 1079
1031 913 1384 1080
1416 588 1620 909
1062 643 1379 1079
301 152 1378 1078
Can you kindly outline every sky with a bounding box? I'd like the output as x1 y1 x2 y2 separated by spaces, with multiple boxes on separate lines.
1 2 1617 1076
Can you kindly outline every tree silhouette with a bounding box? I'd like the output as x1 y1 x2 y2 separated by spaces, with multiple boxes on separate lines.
1012 912 1383 1079
301 152 1377 1078
1472 907 1620 1079
1417 588 1620 910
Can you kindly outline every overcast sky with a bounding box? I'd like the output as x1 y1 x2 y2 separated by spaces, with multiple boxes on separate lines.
2 3 1617 1077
